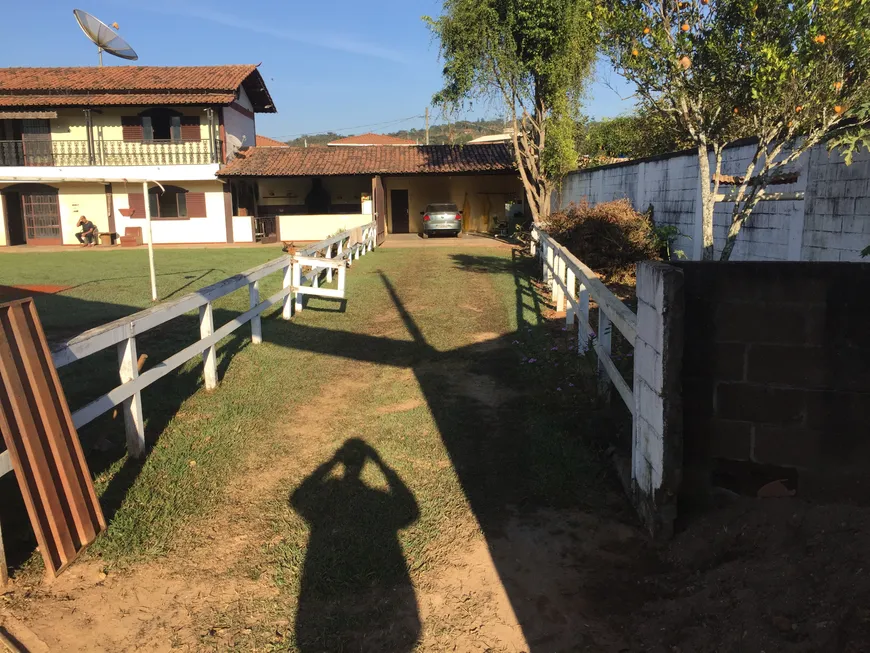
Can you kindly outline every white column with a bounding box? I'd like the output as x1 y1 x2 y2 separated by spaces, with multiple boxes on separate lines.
143 181 158 301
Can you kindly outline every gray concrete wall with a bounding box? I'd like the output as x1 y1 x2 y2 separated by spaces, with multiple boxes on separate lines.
557 143 870 262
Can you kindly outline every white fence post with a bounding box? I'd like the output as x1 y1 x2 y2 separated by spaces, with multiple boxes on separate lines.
546 244 554 288
326 245 334 283
293 261 303 313
565 267 576 326
598 310 612 394
554 254 565 312
577 282 590 353
249 280 262 344
338 260 347 294
117 336 145 458
199 302 218 390
282 261 293 320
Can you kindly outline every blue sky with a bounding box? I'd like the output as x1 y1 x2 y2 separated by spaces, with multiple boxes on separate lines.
3 0 636 138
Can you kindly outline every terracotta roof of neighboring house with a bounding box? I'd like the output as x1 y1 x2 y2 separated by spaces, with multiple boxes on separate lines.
218 144 516 177
327 132 417 146
255 134 287 147
0 65 276 112
0 93 236 107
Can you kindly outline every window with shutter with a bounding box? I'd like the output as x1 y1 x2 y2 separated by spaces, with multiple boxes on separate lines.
180 116 201 142
186 192 207 218
121 117 143 142
147 185 190 218
128 192 145 218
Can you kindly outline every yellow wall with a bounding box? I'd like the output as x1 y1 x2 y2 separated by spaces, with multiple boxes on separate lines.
57 183 114 244
0 193 7 246
383 174 523 233
277 213 372 241
51 107 211 142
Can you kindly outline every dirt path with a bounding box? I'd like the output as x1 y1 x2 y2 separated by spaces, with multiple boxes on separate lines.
1 244 651 652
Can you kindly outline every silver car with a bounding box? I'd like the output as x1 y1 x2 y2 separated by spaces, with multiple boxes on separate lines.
421 203 463 238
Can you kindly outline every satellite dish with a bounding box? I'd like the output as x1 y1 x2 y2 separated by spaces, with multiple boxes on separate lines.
73 9 138 66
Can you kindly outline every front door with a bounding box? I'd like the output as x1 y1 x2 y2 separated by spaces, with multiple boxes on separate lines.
21 192 62 245
390 189 409 234
4 192 26 245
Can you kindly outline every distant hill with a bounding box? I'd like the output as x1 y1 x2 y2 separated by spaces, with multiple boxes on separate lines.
280 118 508 147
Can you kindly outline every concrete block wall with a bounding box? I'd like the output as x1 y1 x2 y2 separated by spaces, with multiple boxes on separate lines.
632 262 684 538
675 262 870 502
557 142 870 262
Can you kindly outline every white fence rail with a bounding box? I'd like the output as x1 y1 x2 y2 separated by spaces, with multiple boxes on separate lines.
531 226 637 413
0 222 376 476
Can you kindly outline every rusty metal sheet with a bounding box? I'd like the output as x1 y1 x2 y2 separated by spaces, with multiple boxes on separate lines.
0 298 105 577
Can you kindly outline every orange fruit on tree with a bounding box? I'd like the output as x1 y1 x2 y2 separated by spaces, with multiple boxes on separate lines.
795 105 803 112
834 81 843 90
643 26 651 34
733 107 739 114
679 55 692 68
681 23 690 31
814 34 826 43
701 0 709 4
632 48 639 56
834 105 844 114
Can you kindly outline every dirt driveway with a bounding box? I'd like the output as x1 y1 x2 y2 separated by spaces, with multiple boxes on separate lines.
2 244 870 652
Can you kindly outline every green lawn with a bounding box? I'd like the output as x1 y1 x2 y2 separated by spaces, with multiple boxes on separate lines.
3 242 633 652
0 247 285 339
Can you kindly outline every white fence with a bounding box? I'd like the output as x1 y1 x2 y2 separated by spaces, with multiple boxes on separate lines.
0 222 376 476
531 226 637 412
531 226 682 537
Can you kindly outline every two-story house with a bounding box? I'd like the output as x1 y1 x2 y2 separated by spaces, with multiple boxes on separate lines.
0 65 275 246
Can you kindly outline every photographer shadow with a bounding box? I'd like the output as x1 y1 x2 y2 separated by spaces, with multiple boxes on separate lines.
290 438 420 652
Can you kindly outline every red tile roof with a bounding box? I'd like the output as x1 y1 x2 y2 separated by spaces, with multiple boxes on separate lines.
327 132 417 146
0 65 276 112
218 144 516 177
0 93 236 107
255 134 288 147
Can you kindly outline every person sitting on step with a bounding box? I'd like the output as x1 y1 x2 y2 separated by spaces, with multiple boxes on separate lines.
75 216 99 247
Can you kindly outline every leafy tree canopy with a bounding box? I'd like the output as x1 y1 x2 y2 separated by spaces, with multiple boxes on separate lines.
426 0 599 221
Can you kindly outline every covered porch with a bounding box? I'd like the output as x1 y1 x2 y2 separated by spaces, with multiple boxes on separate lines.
218 143 523 244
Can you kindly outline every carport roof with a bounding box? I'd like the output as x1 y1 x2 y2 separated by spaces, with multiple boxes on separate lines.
217 144 516 177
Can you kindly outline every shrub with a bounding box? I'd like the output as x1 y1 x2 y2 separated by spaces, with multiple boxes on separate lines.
543 199 660 283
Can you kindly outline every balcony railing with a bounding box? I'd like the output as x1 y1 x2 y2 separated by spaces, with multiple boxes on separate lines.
0 139 222 167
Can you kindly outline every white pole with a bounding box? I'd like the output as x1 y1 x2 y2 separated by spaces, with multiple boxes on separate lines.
143 181 158 302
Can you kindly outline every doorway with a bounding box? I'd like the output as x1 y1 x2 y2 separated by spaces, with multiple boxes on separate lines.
2 184 62 245
4 192 25 245
390 189 409 234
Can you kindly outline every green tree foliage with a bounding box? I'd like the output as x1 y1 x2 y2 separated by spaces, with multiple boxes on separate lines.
578 109 691 160
426 0 599 222
603 0 870 260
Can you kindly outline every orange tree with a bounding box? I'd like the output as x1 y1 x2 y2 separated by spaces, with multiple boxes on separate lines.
603 0 870 259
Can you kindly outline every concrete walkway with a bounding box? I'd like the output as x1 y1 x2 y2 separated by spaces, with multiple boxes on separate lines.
382 232 514 248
